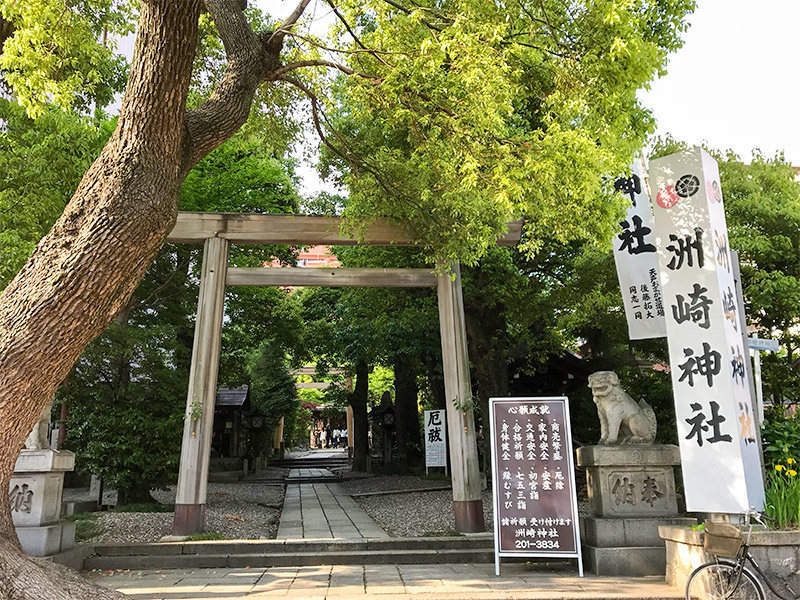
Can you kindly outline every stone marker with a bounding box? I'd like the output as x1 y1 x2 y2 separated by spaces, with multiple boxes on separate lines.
10 402 77 557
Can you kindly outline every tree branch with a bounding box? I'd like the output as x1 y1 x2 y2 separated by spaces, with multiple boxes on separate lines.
279 75 428 217
272 59 381 81
285 31 407 58
320 0 394 70
269 0 314 44
180 0 281 172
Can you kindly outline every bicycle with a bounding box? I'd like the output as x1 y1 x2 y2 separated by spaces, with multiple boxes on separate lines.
685 508 797 600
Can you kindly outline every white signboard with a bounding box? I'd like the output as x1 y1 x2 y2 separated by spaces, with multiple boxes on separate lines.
613 158 668 340
424 409 447 470
748 337 779 352
648 147 765 513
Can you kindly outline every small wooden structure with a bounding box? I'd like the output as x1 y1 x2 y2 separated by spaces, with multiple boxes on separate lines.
170 212 521 535
212 386 250 459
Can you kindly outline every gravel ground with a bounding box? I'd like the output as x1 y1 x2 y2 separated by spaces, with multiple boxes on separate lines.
89 481 284 544
346 474 589 538
356 487 495 537
338 474 454 496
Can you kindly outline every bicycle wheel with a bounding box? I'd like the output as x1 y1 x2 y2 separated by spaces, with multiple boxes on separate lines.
686 561 764 600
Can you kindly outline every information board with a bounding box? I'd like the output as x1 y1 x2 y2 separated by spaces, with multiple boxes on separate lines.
489 397 582 576
424 409 447 471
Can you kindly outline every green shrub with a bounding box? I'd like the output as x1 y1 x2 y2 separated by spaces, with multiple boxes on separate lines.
63 512 102 542
765 459 800 529
762 406 800 467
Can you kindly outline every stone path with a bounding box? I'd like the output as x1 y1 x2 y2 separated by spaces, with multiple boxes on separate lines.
287 468 337 480
87 563 683 599
277 482 388 540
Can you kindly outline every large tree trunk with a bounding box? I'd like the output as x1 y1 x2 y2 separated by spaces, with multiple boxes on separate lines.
349 361 370 472
393 355 421 468
0 0 292 596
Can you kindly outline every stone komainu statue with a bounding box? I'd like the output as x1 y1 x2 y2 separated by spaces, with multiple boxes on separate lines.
24 402 51 450
587 371 657 445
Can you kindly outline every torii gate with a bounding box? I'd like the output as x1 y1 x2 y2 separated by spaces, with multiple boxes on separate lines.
166 212 522 536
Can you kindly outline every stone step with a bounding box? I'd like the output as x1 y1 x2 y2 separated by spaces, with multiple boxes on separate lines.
269 459 350 468
207 470 242 483
85 547 495 570
93 535 494 557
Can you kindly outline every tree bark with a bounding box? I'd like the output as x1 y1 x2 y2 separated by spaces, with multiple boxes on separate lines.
349 361 370 471
0 0 300 596
393 355 421 467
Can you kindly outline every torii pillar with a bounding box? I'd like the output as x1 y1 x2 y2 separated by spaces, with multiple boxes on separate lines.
437 263 485 533
172 237 229 535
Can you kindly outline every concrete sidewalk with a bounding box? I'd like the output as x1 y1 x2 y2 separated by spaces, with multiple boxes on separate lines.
86 562 683 599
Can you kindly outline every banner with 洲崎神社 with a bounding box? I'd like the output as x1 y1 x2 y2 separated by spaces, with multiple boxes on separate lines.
648 147 764 513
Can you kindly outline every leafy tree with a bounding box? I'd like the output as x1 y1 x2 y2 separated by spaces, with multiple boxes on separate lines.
59 132 301 507
0 1 693 595
245 340 298 458
60 249 192 504
719 153 800 406
0 100 111 288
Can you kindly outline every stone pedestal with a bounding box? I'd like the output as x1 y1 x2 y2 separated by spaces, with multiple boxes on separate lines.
576 444 695 576
10 449 76 557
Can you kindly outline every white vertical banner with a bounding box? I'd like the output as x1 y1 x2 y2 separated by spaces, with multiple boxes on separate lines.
613 158 667 340
424 409 447 469
648 147 764 513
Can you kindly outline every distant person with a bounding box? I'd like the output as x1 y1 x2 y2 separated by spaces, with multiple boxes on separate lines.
319 429 327 449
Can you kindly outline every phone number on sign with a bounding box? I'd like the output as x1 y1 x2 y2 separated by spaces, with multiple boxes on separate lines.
514 539 559 550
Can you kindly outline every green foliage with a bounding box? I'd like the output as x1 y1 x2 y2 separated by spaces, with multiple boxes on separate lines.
63 512 102 542
324 0 695 263
247 341 297 436
0 99 111 288
762 406 800 468
61 128 303 494
762 408 800 528
61 249 193 501
369 366 395 405
765 458 800 530
0 0 133 114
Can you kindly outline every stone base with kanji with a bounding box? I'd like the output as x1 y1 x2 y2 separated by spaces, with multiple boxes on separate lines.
576 444 695 576
10 449 76 557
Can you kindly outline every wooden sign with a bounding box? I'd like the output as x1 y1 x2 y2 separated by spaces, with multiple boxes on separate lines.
489 397 583 576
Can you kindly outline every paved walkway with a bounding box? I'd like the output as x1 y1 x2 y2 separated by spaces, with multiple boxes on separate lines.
287 468 337 480
87 563 683 599
277 482 389 539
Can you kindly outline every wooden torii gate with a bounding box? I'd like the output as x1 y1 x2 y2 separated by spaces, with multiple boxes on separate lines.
167 212 522 536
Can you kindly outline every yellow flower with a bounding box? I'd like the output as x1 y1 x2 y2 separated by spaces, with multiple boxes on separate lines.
788 458 796 465
789 470 798 477
776 464 785 472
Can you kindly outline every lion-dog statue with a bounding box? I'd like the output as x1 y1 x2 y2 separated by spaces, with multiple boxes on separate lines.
587 371 657 445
